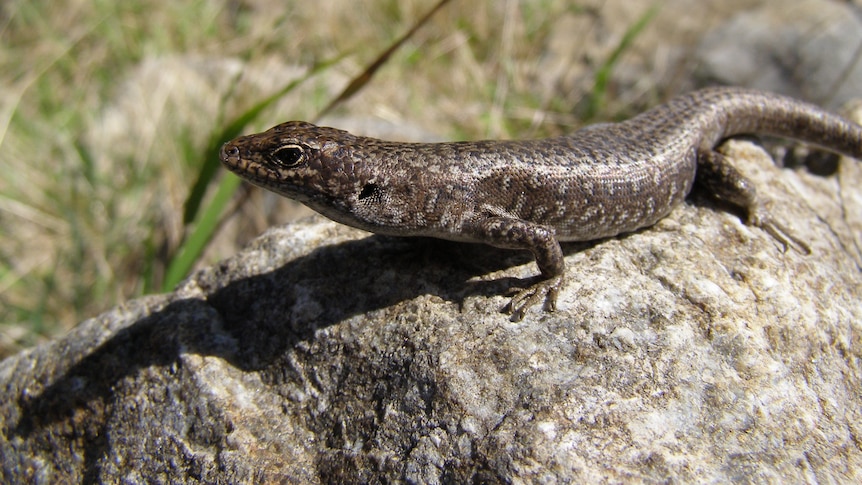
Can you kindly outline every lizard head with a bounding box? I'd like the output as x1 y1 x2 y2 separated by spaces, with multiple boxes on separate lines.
220 121 365 207
221 120 440 234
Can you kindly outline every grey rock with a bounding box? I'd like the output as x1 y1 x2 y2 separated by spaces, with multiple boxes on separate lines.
696 0 862 109
2 139 861 483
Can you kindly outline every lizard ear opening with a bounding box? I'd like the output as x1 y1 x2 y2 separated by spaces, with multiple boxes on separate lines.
270 144 305 168
358 183 380 200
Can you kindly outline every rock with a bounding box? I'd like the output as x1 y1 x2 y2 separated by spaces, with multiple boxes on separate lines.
695 0 862 109
2 138 861 483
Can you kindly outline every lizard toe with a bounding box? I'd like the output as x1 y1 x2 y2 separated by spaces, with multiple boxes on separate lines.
504 275 563 321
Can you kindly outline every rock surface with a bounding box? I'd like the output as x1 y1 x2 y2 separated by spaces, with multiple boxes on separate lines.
695 0 862 109
2 137 861 483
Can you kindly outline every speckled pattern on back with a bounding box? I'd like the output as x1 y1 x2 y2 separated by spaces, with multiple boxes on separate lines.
221 87 862 319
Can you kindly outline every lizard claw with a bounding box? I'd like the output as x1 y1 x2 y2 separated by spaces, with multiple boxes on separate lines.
748 206 812 254
504 275 563 321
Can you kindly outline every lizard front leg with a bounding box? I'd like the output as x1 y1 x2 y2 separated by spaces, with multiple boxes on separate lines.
468 216 565 321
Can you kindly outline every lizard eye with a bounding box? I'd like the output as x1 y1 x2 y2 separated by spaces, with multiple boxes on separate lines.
269 144 305 168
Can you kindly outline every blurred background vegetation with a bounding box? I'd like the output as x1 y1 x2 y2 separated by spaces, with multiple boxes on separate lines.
2 0 853 358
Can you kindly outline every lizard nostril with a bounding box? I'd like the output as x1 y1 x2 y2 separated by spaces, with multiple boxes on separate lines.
221 144 240 158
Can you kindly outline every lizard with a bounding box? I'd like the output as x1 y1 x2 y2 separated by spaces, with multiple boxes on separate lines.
220 87 862 320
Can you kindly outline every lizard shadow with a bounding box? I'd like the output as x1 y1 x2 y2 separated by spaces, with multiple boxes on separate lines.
10 231 599 463
204 233 599 372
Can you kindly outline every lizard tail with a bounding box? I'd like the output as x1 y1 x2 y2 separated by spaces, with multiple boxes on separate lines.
700 87 862 160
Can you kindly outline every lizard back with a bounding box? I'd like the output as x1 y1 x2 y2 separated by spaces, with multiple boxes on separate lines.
221 87 862 242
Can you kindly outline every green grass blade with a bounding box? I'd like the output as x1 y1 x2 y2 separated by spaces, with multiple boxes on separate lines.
162 56 344 292
316 0 452 120
166 0 451 292
162 173 241 291
183 56 344 225
584 5 659 119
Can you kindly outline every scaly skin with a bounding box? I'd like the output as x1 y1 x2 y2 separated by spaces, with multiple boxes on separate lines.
221 87 862 320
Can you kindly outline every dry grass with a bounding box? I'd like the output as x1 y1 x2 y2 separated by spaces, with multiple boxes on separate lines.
0 0 681 358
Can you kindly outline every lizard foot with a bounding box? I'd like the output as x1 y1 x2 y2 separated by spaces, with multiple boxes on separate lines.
504 275 563 322
747 205 812 255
